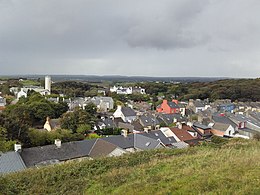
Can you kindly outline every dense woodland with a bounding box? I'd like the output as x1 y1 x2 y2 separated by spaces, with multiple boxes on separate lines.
138 78 260 102
0 92 97 151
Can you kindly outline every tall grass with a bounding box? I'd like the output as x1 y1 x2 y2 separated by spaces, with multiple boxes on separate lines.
0 139 259 195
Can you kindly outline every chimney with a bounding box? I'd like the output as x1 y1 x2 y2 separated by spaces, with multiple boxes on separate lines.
172 99 179 104
177 122 183 129
14 144 22 152
121 129 128 137
117 105 122 110
55 139 61 148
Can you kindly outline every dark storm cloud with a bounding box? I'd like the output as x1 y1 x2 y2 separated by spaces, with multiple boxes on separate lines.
0 0 260 77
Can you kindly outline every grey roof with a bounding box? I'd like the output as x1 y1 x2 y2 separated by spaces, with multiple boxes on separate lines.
178 103 186 108
167 101 179 109
121 107 136 117
132 120 144 130
134 134 163 150
101 134 134 149
91 96 113 105
0 151 26 174
49 119 60 129
158 113 187 125
89 139 118 158
212 123 231 132
193 122 211 130
194 101 205 108
170 141 189 149
139 114 160 127
158 113 174 124
249 111 260 121
0 96 6 104
21 139 97 167
98 118 116 128
229 114 251 124
113 118 124 126
118 122 135 132
212 115 237 128
141 130 177 146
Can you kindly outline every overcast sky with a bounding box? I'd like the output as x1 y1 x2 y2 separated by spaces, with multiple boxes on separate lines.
0 0 260 77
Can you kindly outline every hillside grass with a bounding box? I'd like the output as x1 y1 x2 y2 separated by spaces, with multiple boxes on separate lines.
0 139 260 195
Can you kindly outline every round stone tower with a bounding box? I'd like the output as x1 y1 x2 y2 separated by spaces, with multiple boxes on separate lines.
45 75 51 93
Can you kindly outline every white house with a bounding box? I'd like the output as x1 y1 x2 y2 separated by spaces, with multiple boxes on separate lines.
113 105 137 123
0 96 6 107
17 90 27 99
211 122 236 137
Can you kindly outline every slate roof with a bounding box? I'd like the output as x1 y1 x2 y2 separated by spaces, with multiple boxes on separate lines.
132 120 144 130
134 134 163 150
139 114 160 127
212 123 231 132
158 113 186 125
0 96 6 104
118 122 135 132
0 151 26 174
89 139 118 158
98 118 116 129
20 139 97 167
141 130 177 146
170 141 189 149
193 122 211 130
101 134 135 149
194 101 205 108
101 131 170 150
159 114 174 124
113 118 125 127
121 107 136 117
167 102 179 109
192 125 212 138
212 115 237 128
49 119 60 129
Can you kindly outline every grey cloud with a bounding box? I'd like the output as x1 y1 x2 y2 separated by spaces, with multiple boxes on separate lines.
0 0 260 77
125 0 210 49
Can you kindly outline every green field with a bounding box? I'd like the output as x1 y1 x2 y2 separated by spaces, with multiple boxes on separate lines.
0 139 260 195
20 79 41 86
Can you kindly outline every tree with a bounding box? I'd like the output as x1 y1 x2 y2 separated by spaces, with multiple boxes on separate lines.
76 124 91 135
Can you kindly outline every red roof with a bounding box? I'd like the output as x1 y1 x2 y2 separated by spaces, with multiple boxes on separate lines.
182 124 194 132
170 127 196 141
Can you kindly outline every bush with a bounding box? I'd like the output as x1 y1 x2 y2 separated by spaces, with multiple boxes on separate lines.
253 133 260 141
210 135 229 147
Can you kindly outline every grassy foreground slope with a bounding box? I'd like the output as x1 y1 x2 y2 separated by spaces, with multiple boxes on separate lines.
0 139 260 195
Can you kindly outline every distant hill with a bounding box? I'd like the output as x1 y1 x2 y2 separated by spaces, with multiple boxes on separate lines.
0 75 228 83
1 139 259 194
176 78 260 101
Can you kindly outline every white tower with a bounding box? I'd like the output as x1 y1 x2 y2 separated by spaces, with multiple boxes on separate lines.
45 75 51 93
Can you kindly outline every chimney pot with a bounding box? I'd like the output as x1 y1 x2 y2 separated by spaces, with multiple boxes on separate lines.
14 144 22 152
121 129 128 137
55 139 61 148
